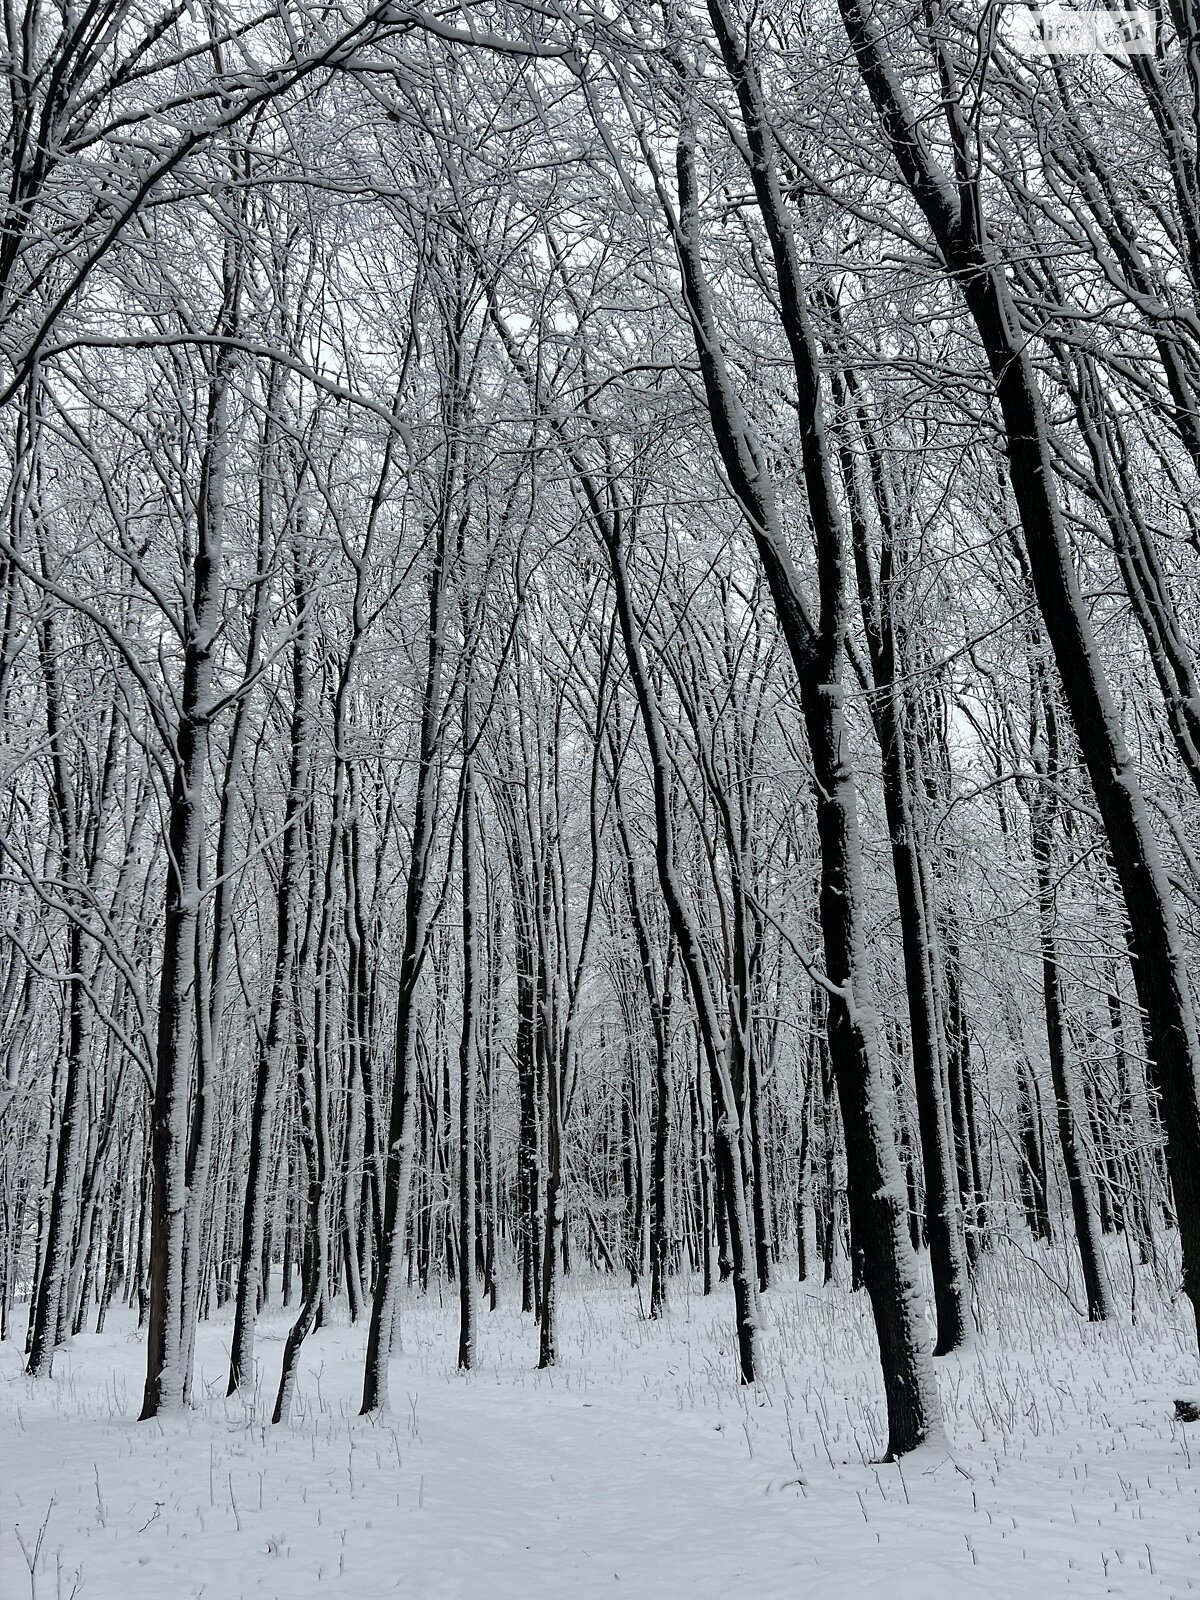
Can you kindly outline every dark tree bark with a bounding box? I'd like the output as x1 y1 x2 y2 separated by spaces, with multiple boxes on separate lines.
227 544 314 1394
1024 667 1114 1322
830 350 972 1352
457 677 479 1371
656 7 945 1452
838 0 1200 1349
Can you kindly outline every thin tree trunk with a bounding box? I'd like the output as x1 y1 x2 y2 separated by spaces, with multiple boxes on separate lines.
831 361 972 1352
457 680 479 1371
227 546 313 1394
361 358 457 1415
140 360 230 1420
1026 677 1114 1322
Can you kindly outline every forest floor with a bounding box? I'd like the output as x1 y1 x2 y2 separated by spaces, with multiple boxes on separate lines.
2 1247 1199 1599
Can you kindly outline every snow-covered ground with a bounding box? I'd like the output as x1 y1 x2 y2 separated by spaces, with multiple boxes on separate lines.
2 1249 1198 1598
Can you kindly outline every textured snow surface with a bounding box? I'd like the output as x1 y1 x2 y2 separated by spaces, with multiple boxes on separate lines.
2 1255 1199 1598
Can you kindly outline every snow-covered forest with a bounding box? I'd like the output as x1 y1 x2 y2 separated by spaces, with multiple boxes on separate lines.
3 1 1200 1593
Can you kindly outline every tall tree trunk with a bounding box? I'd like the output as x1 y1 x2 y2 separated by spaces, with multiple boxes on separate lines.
662 19 944 1451
273 850 329 1426
26 568 94 1376
457 680 479 1371
1025 675 1114 1322
227 545 313 1393
832 358 972 1352
361 366 456 1415
838 0 1200 1348
140 361 229 1420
